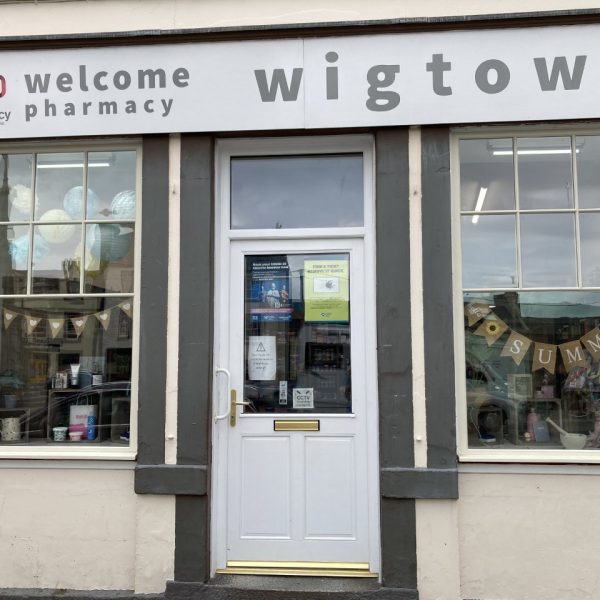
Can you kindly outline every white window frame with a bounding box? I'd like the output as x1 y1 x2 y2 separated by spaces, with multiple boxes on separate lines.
0 138 141 461
452 124 600 463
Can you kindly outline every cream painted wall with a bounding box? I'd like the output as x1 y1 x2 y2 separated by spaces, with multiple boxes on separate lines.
0 0 597 36
416 499 461 600
458 472 600 600
0 467 136 590
134 495 175 593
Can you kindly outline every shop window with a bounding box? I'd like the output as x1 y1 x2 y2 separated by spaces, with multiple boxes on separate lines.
458 133 600 453
0 148 136 449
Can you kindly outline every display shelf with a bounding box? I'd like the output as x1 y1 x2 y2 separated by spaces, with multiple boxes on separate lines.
47 384 130 443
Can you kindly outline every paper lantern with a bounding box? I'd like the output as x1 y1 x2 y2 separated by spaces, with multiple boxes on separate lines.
9 233 49 270
63 186 99 219
39 209 76 243
110 190 136 220
9 184 37 217
88 224 131 262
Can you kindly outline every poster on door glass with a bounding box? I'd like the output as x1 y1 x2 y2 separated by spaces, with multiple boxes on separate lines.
247 335 277 380
247 256 293 322
304 259 349 322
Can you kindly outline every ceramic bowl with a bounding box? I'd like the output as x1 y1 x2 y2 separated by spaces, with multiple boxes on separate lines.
560 432 587 450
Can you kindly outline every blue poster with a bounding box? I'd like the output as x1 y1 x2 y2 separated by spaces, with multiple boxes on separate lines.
247 256 293 322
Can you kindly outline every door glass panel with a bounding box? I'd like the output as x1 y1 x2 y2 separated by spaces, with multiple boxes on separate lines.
244 253 351 414
231 155 363 229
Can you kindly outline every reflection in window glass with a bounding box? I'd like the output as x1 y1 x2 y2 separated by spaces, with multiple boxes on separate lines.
244 254 351 414
84 223 135 293
464 291 600 450
459 138 515 211
461 215 517 288
231 155 363 229
518 137 573 209
32 224 80 294
0 154 34 222
520 214 576 287
0 297 132 446
576 136 600 209
87 152 136 220
0 224 29 294
580 213 600 286
35 153 84 220
0 147 137 448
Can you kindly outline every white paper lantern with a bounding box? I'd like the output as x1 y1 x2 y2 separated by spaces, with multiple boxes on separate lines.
110 190 136 220
39 209 76 243
9 184 37 216
63 186 99 219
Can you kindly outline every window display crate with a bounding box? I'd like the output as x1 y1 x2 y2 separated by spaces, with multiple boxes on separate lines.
47 385 130 443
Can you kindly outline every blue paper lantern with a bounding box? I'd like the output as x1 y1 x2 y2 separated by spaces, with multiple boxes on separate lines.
63 186 99 219
9 234 49 270
110 190 136 220
88 224 132 262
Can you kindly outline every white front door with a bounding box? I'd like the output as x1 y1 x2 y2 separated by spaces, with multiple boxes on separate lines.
211 137 380 575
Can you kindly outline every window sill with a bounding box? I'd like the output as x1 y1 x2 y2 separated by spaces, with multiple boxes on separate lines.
0 445 136 461
459 447 600 464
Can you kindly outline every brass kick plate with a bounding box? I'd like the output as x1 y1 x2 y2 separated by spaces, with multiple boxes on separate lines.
217 560 378 578
274 420 320 431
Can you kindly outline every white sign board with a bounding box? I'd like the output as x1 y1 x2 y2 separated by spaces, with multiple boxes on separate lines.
247 336 277 381
293 388 314 410
0 24 599 138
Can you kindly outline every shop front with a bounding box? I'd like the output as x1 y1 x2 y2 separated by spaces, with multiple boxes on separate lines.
2 8 600 600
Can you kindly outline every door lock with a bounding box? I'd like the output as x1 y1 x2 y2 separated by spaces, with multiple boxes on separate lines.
229 390 251 427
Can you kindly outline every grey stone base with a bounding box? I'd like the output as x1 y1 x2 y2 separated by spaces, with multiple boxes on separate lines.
0 591 160 600
166 578 418 600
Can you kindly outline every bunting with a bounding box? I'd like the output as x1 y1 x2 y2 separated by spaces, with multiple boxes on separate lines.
1 303 132 338
465 300 600 374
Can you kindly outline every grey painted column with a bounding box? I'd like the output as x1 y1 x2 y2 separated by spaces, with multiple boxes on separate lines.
137 135 169 466
375 129 417 593
421 126 457 469
174 134 214 582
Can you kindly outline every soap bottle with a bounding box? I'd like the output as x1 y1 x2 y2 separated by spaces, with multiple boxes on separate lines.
527 407 538 441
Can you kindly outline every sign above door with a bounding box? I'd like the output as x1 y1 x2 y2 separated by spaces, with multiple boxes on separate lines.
1 23 599 138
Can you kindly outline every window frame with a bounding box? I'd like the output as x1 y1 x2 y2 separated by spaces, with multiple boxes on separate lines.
0 138 141 460
452 124 600 463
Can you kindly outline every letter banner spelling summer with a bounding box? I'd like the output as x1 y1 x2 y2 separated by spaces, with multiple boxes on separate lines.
304 259 349 323
465 300 600 375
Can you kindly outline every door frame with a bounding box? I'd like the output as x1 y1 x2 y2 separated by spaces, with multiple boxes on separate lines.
211 135 380 576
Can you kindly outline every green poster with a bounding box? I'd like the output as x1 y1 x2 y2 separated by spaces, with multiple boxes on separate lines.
304 259 349 322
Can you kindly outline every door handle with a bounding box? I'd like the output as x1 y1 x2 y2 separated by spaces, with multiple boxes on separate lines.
214 367 231 423
229 390 250 427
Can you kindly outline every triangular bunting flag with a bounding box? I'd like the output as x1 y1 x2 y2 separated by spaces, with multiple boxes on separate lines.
532 342 557 374
118 301 132 318
465 300 491 327
581 327 600 359
48 318 65 339
559 340 588 370
500 331 532 366
473 314 508 346
71 315 88 337
95 311 111 331
3 309 17 329
25 315 42 335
